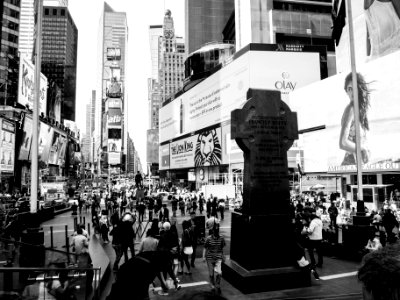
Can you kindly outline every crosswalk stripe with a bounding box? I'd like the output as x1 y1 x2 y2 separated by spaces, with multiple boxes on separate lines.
320 271 358 280
153 280 209 291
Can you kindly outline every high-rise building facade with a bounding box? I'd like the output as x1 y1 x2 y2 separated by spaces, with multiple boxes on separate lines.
95 2 128 175
159 10 185 102
185 0 235 55
147 10 186 173
18 0 34 58
41 4 78 121
0 0 21 107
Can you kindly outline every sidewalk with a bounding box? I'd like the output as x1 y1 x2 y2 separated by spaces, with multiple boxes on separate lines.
95 208 364 299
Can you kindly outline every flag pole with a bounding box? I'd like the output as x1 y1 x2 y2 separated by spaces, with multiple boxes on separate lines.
31 0 43 213
346 0 364 213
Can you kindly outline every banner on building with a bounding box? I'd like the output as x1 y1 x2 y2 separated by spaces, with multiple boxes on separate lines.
159 144 170 170
0 118 15 172
106 79 122 98
19 115 33 161
107 108 122 128
107 48 121 60
290 50 400 173
108 139 121 153
48 130 67 166
106 98 122 110
169 127 222 169
18 56 48 115
37 122 53 163
108 152 121 165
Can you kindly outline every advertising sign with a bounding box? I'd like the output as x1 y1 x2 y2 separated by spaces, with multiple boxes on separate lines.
106 98 122 110
147 129 159 164
40 182 65 195
159 45 321 143
107 48 121 60
37 122 53 163
19 115 33 161
48 131 67 166
159 144 170 170
107 108 122 128
18 57 48 115
106 79 122 98
290 50 400 173
169 128 222 169
108 152 120 165
0 118 15 172
108 139 121 153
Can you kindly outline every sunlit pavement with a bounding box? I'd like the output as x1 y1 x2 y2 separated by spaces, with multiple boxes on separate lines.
41 208 363 299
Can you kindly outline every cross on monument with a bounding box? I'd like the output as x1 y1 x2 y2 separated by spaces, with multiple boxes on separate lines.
231 89 298 215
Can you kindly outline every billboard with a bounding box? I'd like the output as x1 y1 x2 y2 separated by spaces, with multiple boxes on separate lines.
108 152 121 165
108 139 122 153
18 57 48 115
106 98 122 110
169 127 222 169
159 45 321 143
48 130 67 166
106 78 122 98
335 1 400 74
37 122 53 163
147 129 159 164
107 108 122 128
107 48 121 60
290 50 400 173
19 115 33 161
159 144 170 170
0 118 15 172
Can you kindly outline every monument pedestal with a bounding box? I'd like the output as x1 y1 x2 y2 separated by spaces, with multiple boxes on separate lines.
222 212 310 293
225 89 310 293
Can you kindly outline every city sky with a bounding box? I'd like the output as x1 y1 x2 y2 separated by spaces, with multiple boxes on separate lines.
68 0 184 168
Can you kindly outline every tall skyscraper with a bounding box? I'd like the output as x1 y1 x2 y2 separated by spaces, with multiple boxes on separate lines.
159 10 186 102
0 0 21 107
95 2 128 174
41 4 78 121
18 0 34 58
90 89 95 135
147 10 186 172
185 0 235 55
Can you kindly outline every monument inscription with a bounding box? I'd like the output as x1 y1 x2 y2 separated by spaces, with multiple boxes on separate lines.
231 89 298 214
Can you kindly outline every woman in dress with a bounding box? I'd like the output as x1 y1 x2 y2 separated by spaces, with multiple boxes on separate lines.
339 72 371 166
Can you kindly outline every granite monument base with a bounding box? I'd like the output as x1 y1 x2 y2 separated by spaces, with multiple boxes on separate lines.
223 212 310 293
222 259 310 294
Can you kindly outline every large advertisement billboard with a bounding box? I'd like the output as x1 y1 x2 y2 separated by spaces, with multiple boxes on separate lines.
18 57 48 115
290 50 400 173
107 48 121 60
37 122 53 163
0 118 15 172
48 131 67 166
159 45 321 143
169 127 223 169
19 115 33 161
107 108 122 128
159 144 170 170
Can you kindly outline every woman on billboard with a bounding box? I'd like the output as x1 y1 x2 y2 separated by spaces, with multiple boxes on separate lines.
339 72 371 166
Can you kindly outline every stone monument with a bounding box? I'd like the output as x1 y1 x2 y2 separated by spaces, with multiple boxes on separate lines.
222 89 310 293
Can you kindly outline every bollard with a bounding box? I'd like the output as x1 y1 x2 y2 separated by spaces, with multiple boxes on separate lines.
83 216 86 226
50 226 54 249
64 225 68 248
87 223 91 236
66 236 70 264
74 217 77 232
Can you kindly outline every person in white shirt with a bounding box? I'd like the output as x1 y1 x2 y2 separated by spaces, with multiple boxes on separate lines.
306 208 324 268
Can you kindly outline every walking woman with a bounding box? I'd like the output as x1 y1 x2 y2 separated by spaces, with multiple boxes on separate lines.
180 220 192 275
202 222 225 295
339 72 371 166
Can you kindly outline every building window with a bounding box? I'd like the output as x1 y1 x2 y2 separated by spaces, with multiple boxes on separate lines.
61 9 65 16
53 9 57 15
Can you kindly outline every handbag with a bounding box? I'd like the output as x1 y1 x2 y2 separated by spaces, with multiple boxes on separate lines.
183 246 193 255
